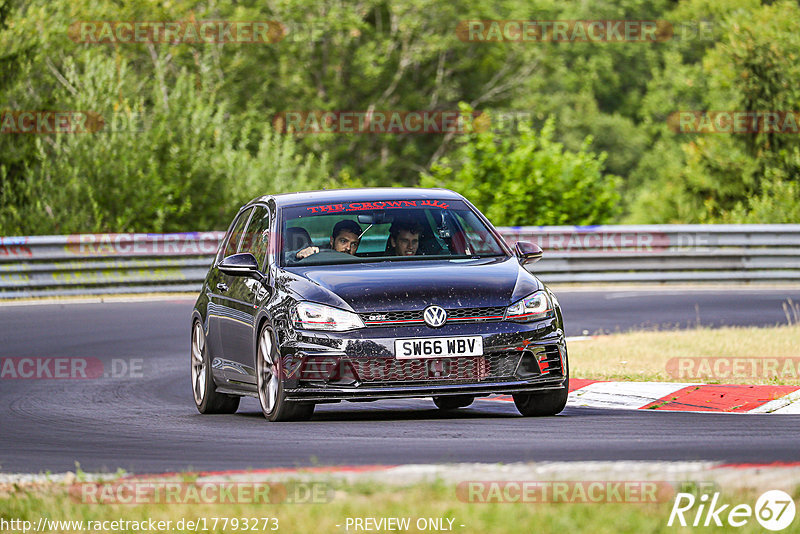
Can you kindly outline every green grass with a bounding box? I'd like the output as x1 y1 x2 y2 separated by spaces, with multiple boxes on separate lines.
1 479 798 533
569 324 800 384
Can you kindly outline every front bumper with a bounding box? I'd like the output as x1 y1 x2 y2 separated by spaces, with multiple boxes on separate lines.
279 316 568 402
285 377 566 402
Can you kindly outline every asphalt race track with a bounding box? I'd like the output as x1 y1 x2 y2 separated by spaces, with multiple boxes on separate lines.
1 288 799 474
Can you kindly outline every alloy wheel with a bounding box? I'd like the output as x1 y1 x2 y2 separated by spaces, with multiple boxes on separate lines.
191 322 207 405
258 328 280 414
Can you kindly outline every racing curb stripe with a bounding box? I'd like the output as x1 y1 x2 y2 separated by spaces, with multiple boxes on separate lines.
750 388 800 414
124 465 396 480
715 461 800 469
568 378 599 391
640 384 800 412
568 381 689 410
489 381 800 413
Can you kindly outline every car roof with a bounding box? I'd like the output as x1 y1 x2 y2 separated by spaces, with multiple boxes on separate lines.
247 187 465 208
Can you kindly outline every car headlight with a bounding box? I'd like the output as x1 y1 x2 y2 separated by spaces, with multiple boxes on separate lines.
291 302 365 331
505 291 553 322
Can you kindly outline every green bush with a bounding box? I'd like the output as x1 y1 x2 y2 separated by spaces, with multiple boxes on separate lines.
421 109 620 226
0 53 328 235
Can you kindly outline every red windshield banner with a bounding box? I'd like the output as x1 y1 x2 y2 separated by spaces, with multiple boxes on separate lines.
305 200 449 214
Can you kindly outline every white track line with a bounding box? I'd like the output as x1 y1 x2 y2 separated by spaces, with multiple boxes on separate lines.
750 389 800 414
568 381 692 410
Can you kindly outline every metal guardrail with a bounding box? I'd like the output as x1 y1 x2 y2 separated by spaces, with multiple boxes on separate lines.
0 232 224 298
510 224 800 283
1 225 799 298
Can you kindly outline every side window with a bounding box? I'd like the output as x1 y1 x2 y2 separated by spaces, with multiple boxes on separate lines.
451 211 504 255
240 205 270 269
220 207 253 261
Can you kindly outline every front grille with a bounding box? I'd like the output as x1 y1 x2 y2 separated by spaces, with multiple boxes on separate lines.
348 352 522 384
446 306 506 322
360 306 506 327
361 310 423 326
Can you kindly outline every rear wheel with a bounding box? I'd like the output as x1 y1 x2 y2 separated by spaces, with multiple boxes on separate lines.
433 395 474 410
257 325 315 422
512 377 569 417
191 321 240 414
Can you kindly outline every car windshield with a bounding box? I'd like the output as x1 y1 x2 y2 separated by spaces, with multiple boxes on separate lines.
279 199 507 266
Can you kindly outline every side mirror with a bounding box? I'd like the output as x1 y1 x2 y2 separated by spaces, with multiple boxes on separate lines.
515 241 543 265
219 253 262 278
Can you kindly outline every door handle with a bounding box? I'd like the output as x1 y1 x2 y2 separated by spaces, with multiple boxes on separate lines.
216 282 228 292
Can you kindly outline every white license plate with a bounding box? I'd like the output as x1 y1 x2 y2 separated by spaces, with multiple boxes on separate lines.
394 336 483 359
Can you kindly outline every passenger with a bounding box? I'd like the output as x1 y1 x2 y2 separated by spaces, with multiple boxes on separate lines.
295 219 362 260
387 219 423 257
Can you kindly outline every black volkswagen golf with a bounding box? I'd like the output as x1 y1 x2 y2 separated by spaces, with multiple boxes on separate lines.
191 188 569 421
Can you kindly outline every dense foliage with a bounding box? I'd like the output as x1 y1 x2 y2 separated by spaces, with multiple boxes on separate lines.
1 0 797 234
422 110 620 226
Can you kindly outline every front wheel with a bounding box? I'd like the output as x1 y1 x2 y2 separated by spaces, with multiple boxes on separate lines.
191 320 240 414
257 325 314 422
512 377 569 417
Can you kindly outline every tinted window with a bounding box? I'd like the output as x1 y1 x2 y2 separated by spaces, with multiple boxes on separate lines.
452 210 506 255
280 199 506 266
240 205 271 269
221 207 253 260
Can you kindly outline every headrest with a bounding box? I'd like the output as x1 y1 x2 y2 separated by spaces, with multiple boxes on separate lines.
284 227 312 251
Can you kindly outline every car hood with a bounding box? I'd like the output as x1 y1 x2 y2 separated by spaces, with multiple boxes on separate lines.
279 257 542 312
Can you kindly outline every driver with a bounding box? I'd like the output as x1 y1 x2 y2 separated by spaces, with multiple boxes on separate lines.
387 219 423 256
295 219 361 260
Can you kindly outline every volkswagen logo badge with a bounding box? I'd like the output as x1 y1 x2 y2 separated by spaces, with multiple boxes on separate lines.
423 305 447 328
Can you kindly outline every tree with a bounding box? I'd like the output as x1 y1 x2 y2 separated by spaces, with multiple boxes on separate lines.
421 109 620 226
626 0 800 223
0 52 328 234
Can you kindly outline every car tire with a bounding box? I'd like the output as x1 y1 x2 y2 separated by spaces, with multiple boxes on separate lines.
257 325 315 422
291 402 316 421
432 395 474 410
512 376 569 417
191 320 240 414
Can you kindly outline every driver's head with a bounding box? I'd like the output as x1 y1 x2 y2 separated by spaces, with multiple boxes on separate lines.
389 220 423 256
330 220 361 255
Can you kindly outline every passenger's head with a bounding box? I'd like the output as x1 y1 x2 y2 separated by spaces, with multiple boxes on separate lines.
389 219 423 256
330 220 361 255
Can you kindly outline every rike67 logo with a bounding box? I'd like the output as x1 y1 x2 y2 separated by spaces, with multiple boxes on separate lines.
668 490 796 531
